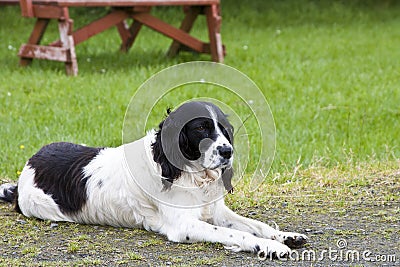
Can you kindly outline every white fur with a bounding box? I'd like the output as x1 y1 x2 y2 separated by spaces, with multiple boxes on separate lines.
12 131 306 258
202 105 233 169
18 166 72 222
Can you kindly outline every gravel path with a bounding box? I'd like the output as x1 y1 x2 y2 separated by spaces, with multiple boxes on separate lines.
0 199 398 266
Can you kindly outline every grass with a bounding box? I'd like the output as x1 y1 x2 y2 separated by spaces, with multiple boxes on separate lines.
0 0 399 265
0 0 399 180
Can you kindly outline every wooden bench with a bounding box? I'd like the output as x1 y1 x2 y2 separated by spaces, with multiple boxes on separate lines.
0 0 19 5
14 0 225 75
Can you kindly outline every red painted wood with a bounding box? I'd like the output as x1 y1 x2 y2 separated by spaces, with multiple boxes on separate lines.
19 44 70 61
19 18 50 66
58 18 72 47
0 0 19 5
168 6 201 57
17 0 224 75
66 35 77 75
132 12 205 53
71 10 130 45
30 4 68 19
205 4 223 62
118 20 143 52
26 18 50 45
27 0 219 7
116 20 131 48
20 0 34 17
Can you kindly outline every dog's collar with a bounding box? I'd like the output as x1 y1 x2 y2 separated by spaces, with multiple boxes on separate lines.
192 169 221 188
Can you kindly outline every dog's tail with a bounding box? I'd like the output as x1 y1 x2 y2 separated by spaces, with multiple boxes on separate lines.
0 183 17 203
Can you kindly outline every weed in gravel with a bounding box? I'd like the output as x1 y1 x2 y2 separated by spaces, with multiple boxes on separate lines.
158 254 183 264
21 246 40 257
194 255 224 265
137 237 164 248
126 252 145 261
67 241 80 253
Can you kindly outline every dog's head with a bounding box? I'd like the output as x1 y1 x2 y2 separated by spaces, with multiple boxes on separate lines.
152 101 234 192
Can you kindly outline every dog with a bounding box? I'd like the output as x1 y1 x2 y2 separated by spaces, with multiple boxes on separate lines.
0 101 307 258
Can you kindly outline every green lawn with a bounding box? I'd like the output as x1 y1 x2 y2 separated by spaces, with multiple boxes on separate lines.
0 1 399 266
0 0 399 181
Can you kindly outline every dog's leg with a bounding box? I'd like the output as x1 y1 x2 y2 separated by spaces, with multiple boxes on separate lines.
212 203 308 249
159 218 291 258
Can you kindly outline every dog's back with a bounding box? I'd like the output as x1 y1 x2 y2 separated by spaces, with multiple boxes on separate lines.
27 142 103 214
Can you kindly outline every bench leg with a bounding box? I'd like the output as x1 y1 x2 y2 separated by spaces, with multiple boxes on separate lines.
167 6 201 57
117 19 143 53
19 18 50 66
205 4 224 63
58 18 78 76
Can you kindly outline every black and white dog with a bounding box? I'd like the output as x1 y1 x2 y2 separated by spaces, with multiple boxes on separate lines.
0 101 307 258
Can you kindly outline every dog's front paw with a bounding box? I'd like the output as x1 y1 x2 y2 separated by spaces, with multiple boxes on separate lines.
256 239 291 259
281 232 308 249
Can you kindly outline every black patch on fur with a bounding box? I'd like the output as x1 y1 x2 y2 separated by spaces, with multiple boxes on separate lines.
227 223 233 228
258 251 266 258
222 167 234 193
186 235 190 241
27 142 103 214
97 180 103 188
152 119 183 190
214 227 218 230
284 235 307 249
254 244 261 252
14 187 22 214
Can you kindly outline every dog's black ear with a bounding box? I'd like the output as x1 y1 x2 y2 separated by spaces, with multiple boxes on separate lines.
222 167 234 193
220 118 234 193
152 120 182 190
178 126 190 158
178 125 201 161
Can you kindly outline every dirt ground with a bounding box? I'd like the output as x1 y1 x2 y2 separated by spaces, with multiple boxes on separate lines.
0 197 398 267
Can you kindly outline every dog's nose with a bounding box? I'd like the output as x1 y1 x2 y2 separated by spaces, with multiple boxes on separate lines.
217 145 232 159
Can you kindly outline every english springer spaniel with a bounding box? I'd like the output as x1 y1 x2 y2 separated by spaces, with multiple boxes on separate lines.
0 101 307 258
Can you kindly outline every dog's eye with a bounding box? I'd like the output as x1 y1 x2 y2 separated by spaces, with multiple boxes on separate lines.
195 126 206 132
